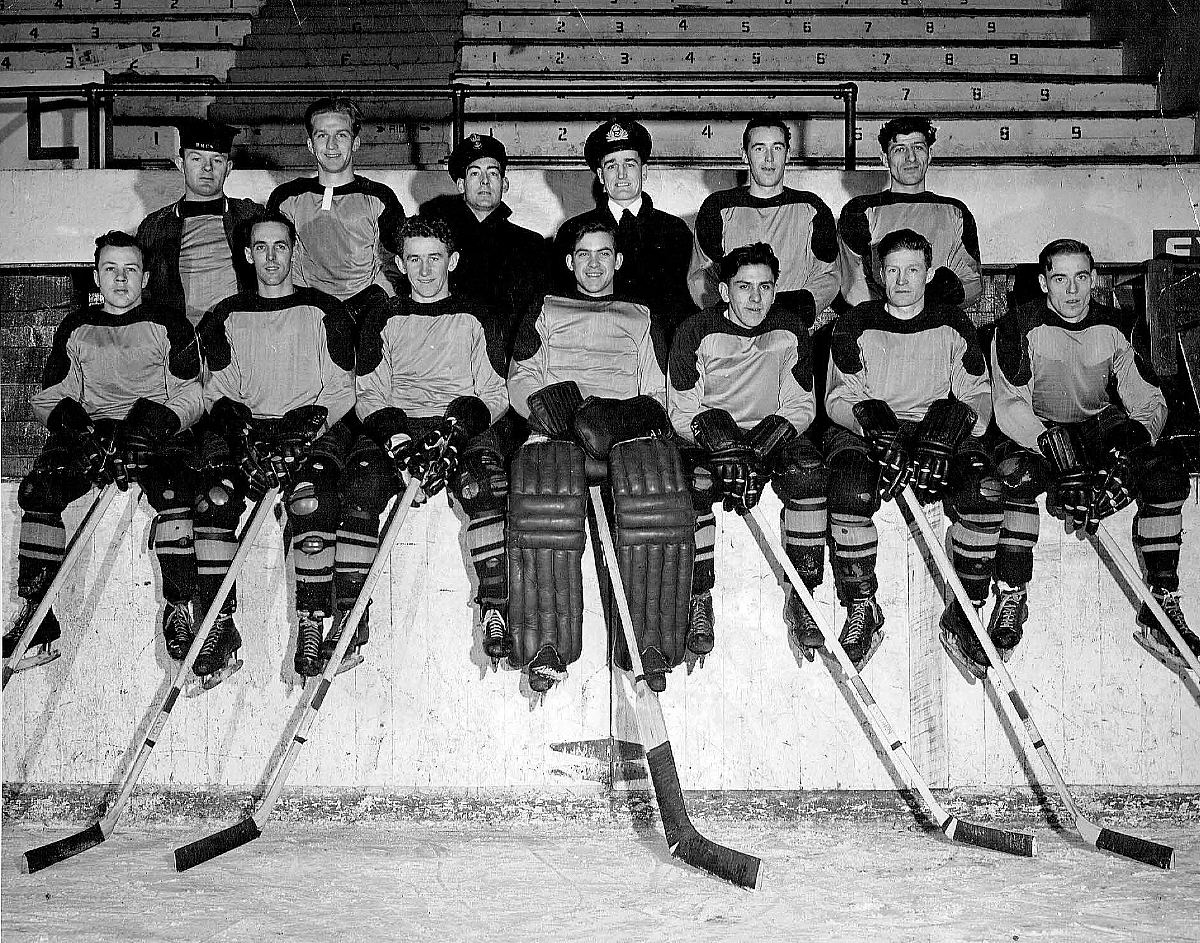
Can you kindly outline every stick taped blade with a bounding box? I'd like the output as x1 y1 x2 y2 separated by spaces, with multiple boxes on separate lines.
1095 828 1175 869
174 818 262 871
23 822 105 873
951 819 1037 857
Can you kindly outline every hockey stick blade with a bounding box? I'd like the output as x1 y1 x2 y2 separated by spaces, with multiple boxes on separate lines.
950 819 1037 857
174 818 261 871
23 823 105 874
1095 828 1175 870
647 742 762 889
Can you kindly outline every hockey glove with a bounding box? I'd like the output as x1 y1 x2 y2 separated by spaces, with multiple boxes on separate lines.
1089 409 1151 521
743 415 799 510
853 399 911 501
527 381 584 439
273 404 328 476
46 397 113 487
909 399 978 502
1038 425 1094 534
410 396 489 497
573 395 672 460
116 398 181 481
362 406 412 470
692 408 755 513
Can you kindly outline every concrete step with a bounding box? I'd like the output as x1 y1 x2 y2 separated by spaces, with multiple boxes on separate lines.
466 0 1069 9
209 97 453 124
459 40 1126 76
233 45 455 67
258 0 460 12
0 45 236 74
244 28 460 48
0 18 250 44
0 0 262 13
248 14 463 34
226 63 454 82
464 10 1091 42
456 74 1161 114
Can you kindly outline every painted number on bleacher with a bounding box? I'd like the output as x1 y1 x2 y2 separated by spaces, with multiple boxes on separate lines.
620 52 630 65
803 21 812 33
556 19 566 33
925 21 933 33
741 21 750 33
678 18 688 31
1010 54 1020 65
751 52 760 65
945 53 954 66
1072 126 1082 139
615 20 623 32
972 87 982 100
701 125 713 138
29 27 38 39
686 51 696 64
1040 88 1051 101
855 126 863 141
864 21 872 33
987 21 996 33
1 58 9 70
881 52 891 64
816 52 826 65
1000 126 1010 141
555 52 566 64
902 87 910 100
558 128 567 141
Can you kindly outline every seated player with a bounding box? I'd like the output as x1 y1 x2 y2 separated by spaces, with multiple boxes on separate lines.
669 242 829 660
196 212 356 685
826 229 995 671
6 231 204 671
990 238 1195 676
350 216 512 665
508 219 694 694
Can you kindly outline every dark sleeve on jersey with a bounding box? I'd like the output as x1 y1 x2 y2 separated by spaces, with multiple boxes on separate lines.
667 311 712 394
368 179 406 254
307 289 357 372
942 307 988 377
40 309 89 389
809 195 840 264
837 196 872 258
994 303 1039 386
955 199 982 265
693 193 725 266
830 305 868 375
355 298 391 376
161 312 203 381
509 293 548 365
266 178 311 214
773 306 815 393
197 298 236 372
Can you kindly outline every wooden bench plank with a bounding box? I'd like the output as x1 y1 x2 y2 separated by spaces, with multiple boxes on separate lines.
0 19 251 44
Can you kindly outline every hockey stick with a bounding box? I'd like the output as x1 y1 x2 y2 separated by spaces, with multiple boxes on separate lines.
589 485 763 889
743 506 1035 857
900 486 1175 869
3 483 119 689
1094 524 1200 681
173 477 422 870
23 489 279 874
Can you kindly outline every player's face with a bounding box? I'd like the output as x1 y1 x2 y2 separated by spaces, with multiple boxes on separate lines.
307 111 359 175
1039 252 1095 321
744 126 789 190
884 132 931 189
94 245 147 312
597 149 647 205
567 231 622 297
881 248 932 309
719 263 776 328
457 158 508 214
401 235 458 302
246 221 294 288
180 148 231 199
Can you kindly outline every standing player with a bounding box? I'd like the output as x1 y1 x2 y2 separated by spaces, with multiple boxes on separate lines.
689 117 840 322
988 238 1195 676
138 119 265 327
5 232 204 670
669 243 828 659
508 220 692 694
197 213 357 684
268 98 405 325
554 119 695 344
838 116 982 309
826 229 995 670
349 216 512 665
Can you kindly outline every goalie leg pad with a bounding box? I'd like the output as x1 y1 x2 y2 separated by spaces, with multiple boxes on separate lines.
609 438 696 671
507 441 587 668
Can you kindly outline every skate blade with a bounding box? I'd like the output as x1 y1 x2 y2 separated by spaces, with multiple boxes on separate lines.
854 629 886 671
200 658 244 692
14 645 60 673
1133 629 1192 679
939 627 987 684
332 650 364 677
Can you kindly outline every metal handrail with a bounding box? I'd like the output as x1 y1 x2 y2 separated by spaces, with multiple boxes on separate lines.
0 76 858 170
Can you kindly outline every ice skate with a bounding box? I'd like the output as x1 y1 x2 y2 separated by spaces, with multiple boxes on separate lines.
1135 590 1200 679
527 644 567 694
189 612 242 694
294 610 325 678
940 600 989 683
638 646 670 693
783 588 824 662
162 600 195 662
839 596 885 671
988 585 1027 662
2 604 61 673
686 590 715 661
322 604 369 676
481 608 513 664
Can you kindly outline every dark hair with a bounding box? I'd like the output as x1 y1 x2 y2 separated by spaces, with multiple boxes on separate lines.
741 116 792 153
395 215 457 256
304 97 362 137
1039 238 1095 272
877 116 937 153
94 230 142 268
719 242 780 283
247 211 297 249
570 218 618 252
877 228 933 268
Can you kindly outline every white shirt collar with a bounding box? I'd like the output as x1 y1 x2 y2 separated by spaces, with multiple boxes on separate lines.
609 196 643 220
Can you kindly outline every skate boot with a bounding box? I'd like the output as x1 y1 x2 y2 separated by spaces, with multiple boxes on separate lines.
294 610 325 678
1135 589 1200 678
527 644 567 693
686 591 715 658
162 600 195 662
839 596 885 671
940 599 989 683
639 646 670 693
783 588 824 662
3 603 61 673
481 607 513 663
191 611 243 692
988 584 1028 661
322 603 369 676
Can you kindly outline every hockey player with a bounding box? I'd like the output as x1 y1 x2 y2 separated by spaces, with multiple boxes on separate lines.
826 229 995 670
267 97 405 325
350 215 512 665
669 242 828 659
6 231 204 670
196 212 356 683
138 119 265 327
422 133 550 365
509 219 693 694
838 116 982 310
553 119 695 345
689 117 840 322
989 238 1195 676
